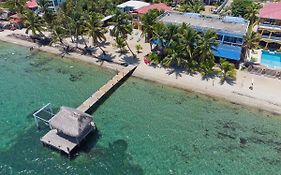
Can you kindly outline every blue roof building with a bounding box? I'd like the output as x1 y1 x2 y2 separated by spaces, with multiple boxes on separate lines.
158 12 249 61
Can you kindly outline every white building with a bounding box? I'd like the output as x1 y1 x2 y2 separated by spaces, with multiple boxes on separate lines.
117 0 150 12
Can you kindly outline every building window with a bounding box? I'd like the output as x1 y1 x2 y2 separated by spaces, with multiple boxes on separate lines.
223 36 243 46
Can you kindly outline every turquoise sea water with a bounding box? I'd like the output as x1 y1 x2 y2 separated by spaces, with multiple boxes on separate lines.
1 41 281 174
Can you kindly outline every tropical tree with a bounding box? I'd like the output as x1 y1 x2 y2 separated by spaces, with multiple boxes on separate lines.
219 59 236 84
69 11 84 47
0 0 26 13
83 12 107 54
37 0 54 27
49 25 67 46
231 0 254 18
178 0 204 13
196 30 218 73
141 9 161 42
242 26 261 61
22 10 45 36
111 10 135 57
148 52 161 64
149 22 219 75
244 2 261 25
115 36 127 54
135 44 142 53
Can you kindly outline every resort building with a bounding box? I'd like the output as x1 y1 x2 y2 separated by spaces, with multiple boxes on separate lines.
158 12 249 63
258 2 281 51
117 0 150 13
130 3 172 29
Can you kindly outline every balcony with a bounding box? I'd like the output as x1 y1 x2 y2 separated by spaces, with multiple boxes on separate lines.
259 24 281 31
260 34 281 43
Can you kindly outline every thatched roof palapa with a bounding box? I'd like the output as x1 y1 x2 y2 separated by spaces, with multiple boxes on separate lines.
49 106 93 137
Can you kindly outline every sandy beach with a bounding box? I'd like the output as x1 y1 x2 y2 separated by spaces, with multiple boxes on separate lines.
1 29 281 115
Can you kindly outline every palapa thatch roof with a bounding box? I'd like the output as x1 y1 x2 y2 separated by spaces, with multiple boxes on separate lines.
49 106 93 137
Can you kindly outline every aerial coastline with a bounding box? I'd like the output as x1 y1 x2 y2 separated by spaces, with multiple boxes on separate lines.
1 29 281 115
2 0 281 173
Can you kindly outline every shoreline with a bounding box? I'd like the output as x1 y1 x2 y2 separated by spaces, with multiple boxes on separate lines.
1 31 281 116
133 71 281 116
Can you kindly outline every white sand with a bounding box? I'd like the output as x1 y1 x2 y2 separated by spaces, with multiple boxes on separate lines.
1 29 281 115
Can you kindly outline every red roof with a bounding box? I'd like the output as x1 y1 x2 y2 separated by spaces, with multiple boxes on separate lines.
25 0 38 9
260 2 281 20
134 3 172 14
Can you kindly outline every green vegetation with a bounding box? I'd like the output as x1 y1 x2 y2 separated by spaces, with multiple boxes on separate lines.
2 0 136 56
219 59 236 84
114 36 127 54
141 9 161 42
135 44 143 53
22 10 45 36
231 0 261 25
2 0 237 81
242 25 261 61
178 0 204 13
145 21 236 80
111 10 135 57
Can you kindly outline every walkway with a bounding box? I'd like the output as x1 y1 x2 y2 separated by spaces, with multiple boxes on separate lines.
77 65 137 113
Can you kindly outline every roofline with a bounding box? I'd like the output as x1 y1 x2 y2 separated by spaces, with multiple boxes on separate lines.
157 11 250 36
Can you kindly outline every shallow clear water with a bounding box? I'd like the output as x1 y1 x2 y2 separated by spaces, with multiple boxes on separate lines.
261 50 281 68
1 42 281 174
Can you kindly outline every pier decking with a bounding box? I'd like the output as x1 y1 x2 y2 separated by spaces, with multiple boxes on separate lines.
35 65 137 156
77 65 137 113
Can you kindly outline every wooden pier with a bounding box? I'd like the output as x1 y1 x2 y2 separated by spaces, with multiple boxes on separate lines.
34 65 136 156
77 65 137 113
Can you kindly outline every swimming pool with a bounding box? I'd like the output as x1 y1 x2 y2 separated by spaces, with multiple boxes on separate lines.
261 51 281 68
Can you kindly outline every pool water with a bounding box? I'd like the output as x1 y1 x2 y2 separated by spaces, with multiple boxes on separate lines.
261 50 281 68
1 41 281 174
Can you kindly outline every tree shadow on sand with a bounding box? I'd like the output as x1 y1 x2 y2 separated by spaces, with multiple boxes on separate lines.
166 66 186 79
0 117 144 175
98 53 116 63
120 55 140 65
99 41 111 48
220 77 236 86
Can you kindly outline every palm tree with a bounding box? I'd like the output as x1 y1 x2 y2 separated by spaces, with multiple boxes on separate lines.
83 12 107 54
219 59 236 84
55 7 74 42
111 10 135 57
162 42 183 67
242 26 261 61
69 11 83 48
244 2 261 25
22 10 45 36
38 0 54 27
177 23 198 70
50 25 67 46
1 0 26 13
196 29 218 73
141 9 160 42
115 36 127 54
178 0 204 13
